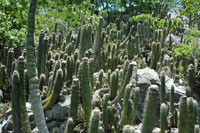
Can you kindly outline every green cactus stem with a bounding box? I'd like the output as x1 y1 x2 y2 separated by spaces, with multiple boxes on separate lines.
141 85 159 133
64 118 75 133
43 69 63 110
122 125 135 133
6 49 14 77
12 71 21 133
188 64 195 91
39 74 46 91
178 96 189 133
69 78 80 123
160 103 167 133
110 71 118 100
170 85 175 127
89 108 100 133
160 71 166 103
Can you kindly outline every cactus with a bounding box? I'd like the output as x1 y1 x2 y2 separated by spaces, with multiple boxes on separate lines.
130 87 140 125
64 118 75 133
43 69 63 110
89 108 100 133
120 85 131 129
178 96 189 133
39 74 46 91
141 85 159 133
52 127 60 133
111 62 134 104
194 125 200 133
187 97 197 133
80 57 92 127
12 71 21 133
37 31 45 76
105 105 112 130
98 69 104 88
0 65 5 89
150 42 160 70
102 93 110 126
6 49 14 77
122 125 135 133
170 85 175 127
41 36 49 75
3 47 8 65
188 64 195 91
18 56 32 133
66 56 72 86
160 71 166 103
69 78 80 123
160 103 167 133
110 71 118 100
98 126 104 133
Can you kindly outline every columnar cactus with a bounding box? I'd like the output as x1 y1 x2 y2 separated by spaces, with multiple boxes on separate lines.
110 71 118 100
103 93 110 127
69 78 80 123
120 85 131 129
111 62 134 104
122 125 135 133
26 0 49 131
43 69 63 110
187 97 197 133
64 118 75 133
3 47 8 65
89 108 100 133
160 103 167 133
12 71 21 133
98 69 104 88
150 42 160 70
160 71 166 103
37 31 45 76
39 74 46 91
0 65 5 89
6 49 14 77
18 56 32 133
178 96 189 133
80 57 92 127
130 87 140 125
188 64 195 91
170 85 175 127
141 85 159 133
40 36 49 75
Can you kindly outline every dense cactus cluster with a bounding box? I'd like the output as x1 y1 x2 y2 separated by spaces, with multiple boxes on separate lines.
0 1 199 133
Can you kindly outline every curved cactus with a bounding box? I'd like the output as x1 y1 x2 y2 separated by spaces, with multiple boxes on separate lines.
26 0 49 132
89 108 100 133
141 85 159 133
69 78 80 123
43 69 63 110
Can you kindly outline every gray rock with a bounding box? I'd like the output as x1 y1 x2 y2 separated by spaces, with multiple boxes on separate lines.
170 128 178 133
32 127 39 133
45 97 70 121
1 115 13 132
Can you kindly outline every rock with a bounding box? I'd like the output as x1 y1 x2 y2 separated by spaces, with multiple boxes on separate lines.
0 90 3 103
170 128 178 133
1 115 13 132
92 88 109 103
45 96 70 121
166 34 181 46
32 127 39 133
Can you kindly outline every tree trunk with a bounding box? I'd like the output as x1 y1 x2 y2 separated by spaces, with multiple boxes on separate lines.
26 0 49 132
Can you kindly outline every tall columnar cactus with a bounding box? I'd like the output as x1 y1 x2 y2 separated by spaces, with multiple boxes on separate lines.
39 74 46 91
98 69 104 88
6 48 14 77
160 71 166 103
160 103 167 133
93 17 103 68
40 36 49 75
122 125 135 133
0 65 5 89
120 85 131 129
130 87 140 125
64 118 75 133
178 96 189 133
37 31 45 76
18 56 32 133
110 71 118 100
89 108 100 133
3 47 8 65
111 62 134 104
103 93 110 127
89 58 94 89
170 85 175 127
150 42 160 70
26 0 49 132
80 57 92 127
69 78 80 123
187 97 197 133
12 71 21 133
43 69 63 110
141 85 159 133
188 64 195 91
104 105 112 130
66 56 72 86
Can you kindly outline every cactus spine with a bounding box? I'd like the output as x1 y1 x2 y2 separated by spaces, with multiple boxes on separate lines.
141 85 159 133
89 108 100 133
69 78 80 123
